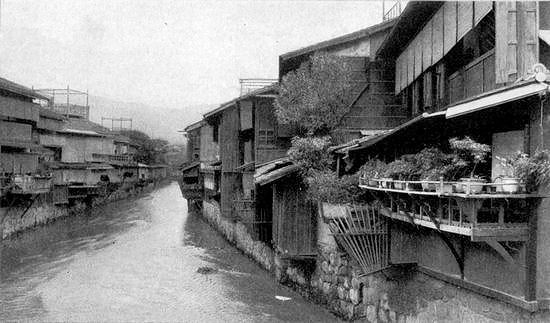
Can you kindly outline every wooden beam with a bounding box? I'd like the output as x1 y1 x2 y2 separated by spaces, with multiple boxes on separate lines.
525 201 538 301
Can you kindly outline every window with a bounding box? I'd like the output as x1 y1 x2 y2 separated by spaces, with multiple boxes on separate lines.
258 129 275 146
213 124 219 143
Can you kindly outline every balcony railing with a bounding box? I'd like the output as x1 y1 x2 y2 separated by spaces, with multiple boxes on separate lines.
11 175 52 194
90 153 134 164
359 178 537 242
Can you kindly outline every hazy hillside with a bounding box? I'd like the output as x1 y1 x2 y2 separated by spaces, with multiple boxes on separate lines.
87 96 214 144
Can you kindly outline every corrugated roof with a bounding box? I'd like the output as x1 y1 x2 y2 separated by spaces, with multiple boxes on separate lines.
280 19 395 61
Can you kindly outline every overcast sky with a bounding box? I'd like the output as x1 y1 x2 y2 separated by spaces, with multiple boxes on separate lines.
0 0 383 111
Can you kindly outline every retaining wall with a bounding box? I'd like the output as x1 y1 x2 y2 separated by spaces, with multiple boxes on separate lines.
0 180 167 239
199 198 550 322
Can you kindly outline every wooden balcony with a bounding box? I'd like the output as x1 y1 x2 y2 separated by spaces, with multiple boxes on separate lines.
90 153 134 165
359 178 539 242
11 175 52 194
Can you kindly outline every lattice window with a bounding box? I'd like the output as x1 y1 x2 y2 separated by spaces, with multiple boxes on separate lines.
258 129 275 146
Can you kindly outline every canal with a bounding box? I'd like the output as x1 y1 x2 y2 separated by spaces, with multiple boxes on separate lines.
0 182 338 322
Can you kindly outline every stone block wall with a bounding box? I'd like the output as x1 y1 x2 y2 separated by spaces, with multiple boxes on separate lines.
199 198 550 322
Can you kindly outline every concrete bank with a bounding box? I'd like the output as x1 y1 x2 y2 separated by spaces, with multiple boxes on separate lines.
1 180 170 240
199 199 550 322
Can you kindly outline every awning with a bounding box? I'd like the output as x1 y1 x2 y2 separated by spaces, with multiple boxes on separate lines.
180 162 199 172
254 157 300 186
445 82 549 119
345 111 446 153
255 164 300 186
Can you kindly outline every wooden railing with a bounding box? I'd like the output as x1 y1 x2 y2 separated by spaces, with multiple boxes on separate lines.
359 177 536 242
11 175 52 194
91 153 134 164
448 49 496 105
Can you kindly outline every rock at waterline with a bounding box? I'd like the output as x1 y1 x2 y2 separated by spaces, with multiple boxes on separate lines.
197 266 217 275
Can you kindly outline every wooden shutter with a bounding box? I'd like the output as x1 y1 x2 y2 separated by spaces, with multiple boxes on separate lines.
422 21 433 71
407 45 414 84
423 71 433 109
518 1 539 78
395 54 402 94
443 1 458 55
414 37 423 80
474 1 493 25
401 50 408 91
432 8 444 63
457 2 473 40
495 1 518 84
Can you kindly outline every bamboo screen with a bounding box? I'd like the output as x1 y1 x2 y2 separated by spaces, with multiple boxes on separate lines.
327 204 389 275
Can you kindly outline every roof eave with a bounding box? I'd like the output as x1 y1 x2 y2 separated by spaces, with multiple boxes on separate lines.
280 18 396 62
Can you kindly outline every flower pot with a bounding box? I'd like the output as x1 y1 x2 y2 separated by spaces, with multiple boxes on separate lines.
460 178 486 194
394 181 405 190
499 177 521 194
367 179 378 187
436 183 453 194
421 181 436 192
380 178 393 189
453 183 464 193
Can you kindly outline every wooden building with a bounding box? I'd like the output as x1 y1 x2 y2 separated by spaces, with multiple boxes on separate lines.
278 18 406 143
333 1 550 311
203 84 290 227
0 77 53 195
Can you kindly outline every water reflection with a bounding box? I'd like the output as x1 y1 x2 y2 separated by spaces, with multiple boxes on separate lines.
0 182 338 322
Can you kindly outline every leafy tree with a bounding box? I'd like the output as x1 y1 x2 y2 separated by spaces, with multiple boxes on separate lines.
119 129 168 165
275 53 355 137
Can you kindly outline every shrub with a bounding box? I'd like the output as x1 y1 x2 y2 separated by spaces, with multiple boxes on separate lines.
449 136 490 178
383 158 418 180
511 150 550 192
288 136 333 172
306 169 366 204
359 159 387 179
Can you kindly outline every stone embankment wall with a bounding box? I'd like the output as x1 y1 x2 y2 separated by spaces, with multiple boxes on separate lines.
200 199 550 322
1 180 167 239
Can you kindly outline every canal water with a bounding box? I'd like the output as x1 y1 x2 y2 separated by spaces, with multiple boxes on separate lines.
0 182 338 322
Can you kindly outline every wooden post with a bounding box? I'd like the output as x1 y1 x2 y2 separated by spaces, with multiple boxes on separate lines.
525 201 537 301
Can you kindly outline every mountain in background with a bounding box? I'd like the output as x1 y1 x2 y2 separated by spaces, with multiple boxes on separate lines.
87 95 214 144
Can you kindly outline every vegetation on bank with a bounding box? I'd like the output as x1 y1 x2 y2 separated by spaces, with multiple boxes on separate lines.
276 53 360 204
119 129 169 165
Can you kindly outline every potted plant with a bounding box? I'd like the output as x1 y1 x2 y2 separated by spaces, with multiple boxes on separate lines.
359 159 386 187
449 137 491 194
513 150 550 193
412 148 455 192
384 158 417 190
494 154 522 193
